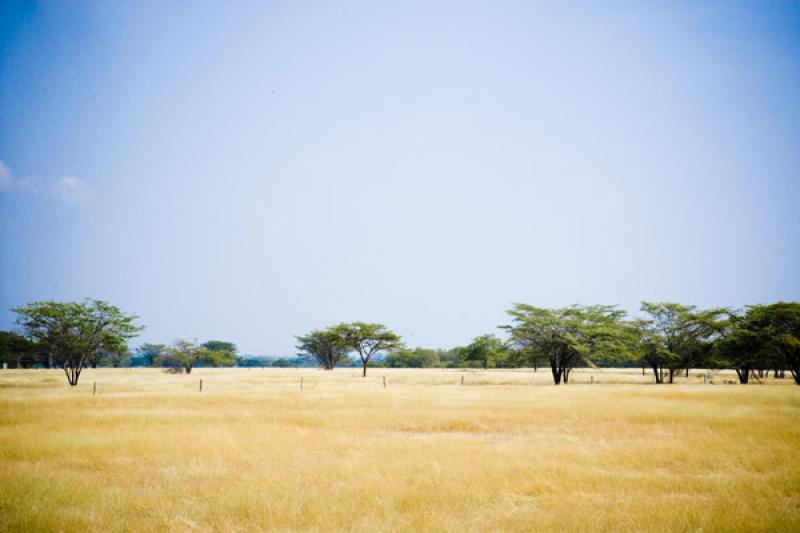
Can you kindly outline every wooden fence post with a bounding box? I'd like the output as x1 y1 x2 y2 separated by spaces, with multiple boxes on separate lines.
93 381 96 396
300 377 303 390
383 376 386 388
199 379 203 392
461 375 464 386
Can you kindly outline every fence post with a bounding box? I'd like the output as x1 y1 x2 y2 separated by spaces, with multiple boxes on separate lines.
93 381 96 396
300 377 303 390
199 379 203 392
590 375 594 384
461 375 464 386
383 376 386 388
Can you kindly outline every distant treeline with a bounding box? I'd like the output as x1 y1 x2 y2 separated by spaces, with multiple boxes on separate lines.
1 300 798 386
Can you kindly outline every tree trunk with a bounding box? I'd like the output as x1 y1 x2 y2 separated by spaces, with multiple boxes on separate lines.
483 359 487 369
668 368 675 384
550 362 561 385
64 364 81 386
735 367 750 384
563 368 570 384
790 364 800 385
685 367 689 377
186 364 192 374
650 362 661 383
362 361 368 377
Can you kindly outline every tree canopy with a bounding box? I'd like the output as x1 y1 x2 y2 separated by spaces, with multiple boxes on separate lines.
12 300 142 385
338 322 402 376
296 328 352 370
637 302 726 383
458 334 506 369
200 340 237 367
0 331 38 368
502 304 629 384
157 339 211 374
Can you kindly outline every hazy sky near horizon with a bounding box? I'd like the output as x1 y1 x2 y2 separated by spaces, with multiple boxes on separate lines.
1 1 799 354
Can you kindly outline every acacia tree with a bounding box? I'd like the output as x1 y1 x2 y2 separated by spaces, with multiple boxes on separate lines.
713 310 763 384
337 322 402 377
502 304 627 384
156 339 212 374
727 303 800 385
638 302 723 383
12 300 142 386
296 328 351 370
201 340 237 367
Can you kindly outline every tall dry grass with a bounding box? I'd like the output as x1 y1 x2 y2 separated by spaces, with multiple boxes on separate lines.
1 368 798 532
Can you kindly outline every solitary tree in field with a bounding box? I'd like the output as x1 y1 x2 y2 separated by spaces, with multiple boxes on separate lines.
296 328 351 370
338 322 402 376
12 300 143 386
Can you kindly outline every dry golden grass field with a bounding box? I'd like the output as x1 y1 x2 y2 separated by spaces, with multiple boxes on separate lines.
1 367 799 532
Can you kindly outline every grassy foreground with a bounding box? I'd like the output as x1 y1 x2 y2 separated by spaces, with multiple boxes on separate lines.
0 368 798 532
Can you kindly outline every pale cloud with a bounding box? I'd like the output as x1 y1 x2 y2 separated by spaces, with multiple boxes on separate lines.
0 159 91 203
48 176 92 203
0 160 12 189
13 177 43 194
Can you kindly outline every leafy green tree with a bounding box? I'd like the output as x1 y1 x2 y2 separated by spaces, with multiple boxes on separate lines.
458 334 506 369
753 302 800 384
717 303 800 385
152 339 236 370
384 347 442 368
201 340 237 367
713 310 762 383
502 304 628 384
204 349 237 367
296 328 351 370
201 340 237 353
337 322 402 377
135 343 166 366
438 348 463 368
0 331 39 368
639 302 725 383
12 300 143 385
156 339 211 374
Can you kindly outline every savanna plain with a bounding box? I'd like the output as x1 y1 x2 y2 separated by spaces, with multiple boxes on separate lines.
1 368 798 532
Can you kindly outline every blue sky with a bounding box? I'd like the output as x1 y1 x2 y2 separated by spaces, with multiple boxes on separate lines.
1 1 799 354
